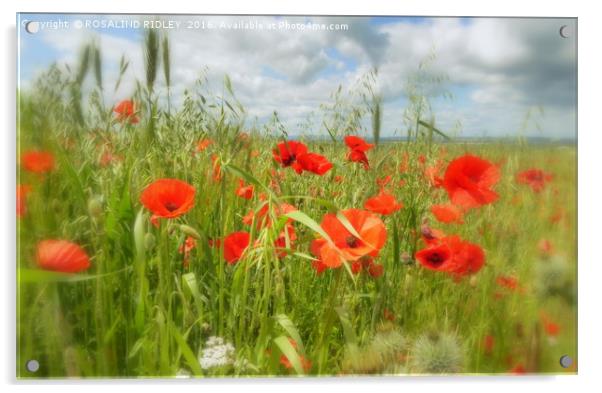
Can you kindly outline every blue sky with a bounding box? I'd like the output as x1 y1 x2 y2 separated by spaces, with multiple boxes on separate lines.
18 14 577 139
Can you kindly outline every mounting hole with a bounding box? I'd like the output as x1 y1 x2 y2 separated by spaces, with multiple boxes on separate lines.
559 355 573 368
26 359 40 373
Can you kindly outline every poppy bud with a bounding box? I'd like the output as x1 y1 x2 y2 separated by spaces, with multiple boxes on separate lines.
368 263 384 278
401 252 411 264
180 224 201 240
88 196 103 218
420 223 433 238
144 232 156 250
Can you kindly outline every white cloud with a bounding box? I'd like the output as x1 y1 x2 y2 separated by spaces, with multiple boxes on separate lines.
22 15 576 139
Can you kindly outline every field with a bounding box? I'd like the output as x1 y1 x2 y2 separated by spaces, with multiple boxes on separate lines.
17 34 576 378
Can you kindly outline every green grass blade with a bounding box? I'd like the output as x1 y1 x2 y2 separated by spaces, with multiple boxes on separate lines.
168 321 203 376
274 314 305 354
274 335 304 375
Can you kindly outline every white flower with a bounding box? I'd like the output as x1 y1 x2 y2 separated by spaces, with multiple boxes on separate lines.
199 336 236 370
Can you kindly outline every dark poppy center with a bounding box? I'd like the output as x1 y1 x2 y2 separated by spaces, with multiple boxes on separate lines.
346 236 359 248
283 154 296 166
428 252 446 266
164 202 179 212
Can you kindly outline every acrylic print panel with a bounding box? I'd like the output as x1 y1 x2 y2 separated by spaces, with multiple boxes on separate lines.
16 13 577 378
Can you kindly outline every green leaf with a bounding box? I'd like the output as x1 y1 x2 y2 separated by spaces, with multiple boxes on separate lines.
224 75 234 95
335 211 362 240
182 272 207 308
128 338 146 359
335 306 357 346
274 335 304 375
285 210 332 244
223 163 273 197
274 314 305 354
133 208 146 261
291 252 319 261
168 321 203 376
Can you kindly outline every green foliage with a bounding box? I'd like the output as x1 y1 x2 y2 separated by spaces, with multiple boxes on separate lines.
16 32 577 379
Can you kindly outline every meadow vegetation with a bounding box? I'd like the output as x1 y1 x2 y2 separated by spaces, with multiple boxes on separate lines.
17 32 576 378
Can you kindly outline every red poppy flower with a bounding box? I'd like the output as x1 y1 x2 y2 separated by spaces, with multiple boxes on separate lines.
296 152 333 175
376 175 392 188
223 231 250 264
310 237 328 263
351 261 362 275
549 208 565 224
344 135 374 152
311 209 387 268
446 237 485 276
415 242 454 271
509 364 527 375
334 175 344 183
415 235 485 277
274 224 297 258
483 335 495 355
383 308 396 321
537 239 554 256
113 99 139 124
178 236 197 268
311 259 328 275
211 155 222 182
17 184 32 218
496 275 520 291
179 236 197 254
243 202 297 228
424 164 444 188
540 313 560 337
516 168 553 193
399 153 409 173
273 141 308 174
236 179 254 200
196 138 213 153
21 150 55 173
208 238 222 248
140 178 196 219
443 154 500 209
347 149 370 169
99 149 123 167
364 190 403 215
431 204 464 224
36 240 91 273
368 263 384 278
360 256 374 268
279 338 312 372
